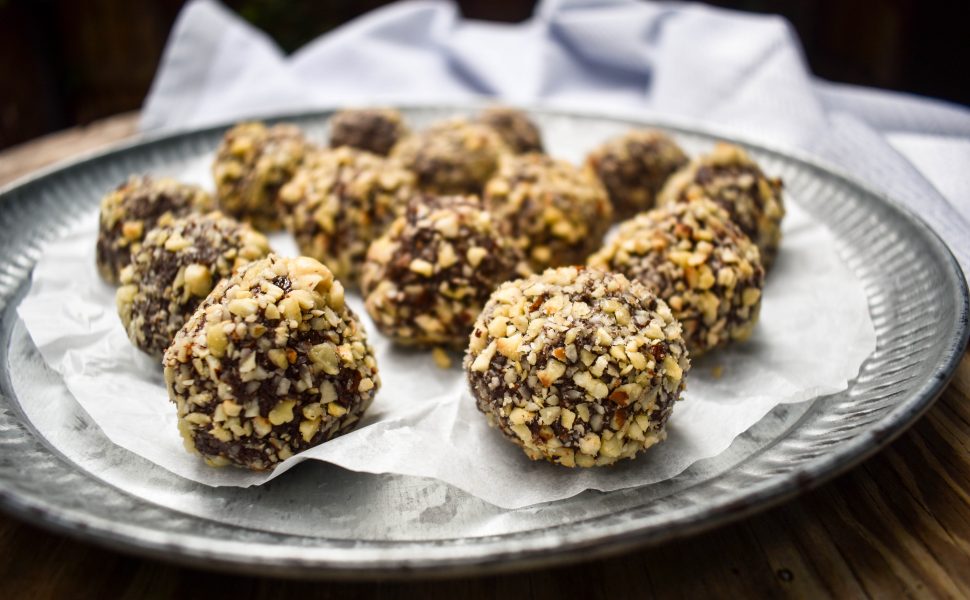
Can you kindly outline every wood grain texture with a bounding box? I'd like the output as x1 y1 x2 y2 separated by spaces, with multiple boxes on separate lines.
0 115 968 599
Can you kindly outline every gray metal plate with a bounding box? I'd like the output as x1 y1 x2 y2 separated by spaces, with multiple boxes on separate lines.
0 106 966 578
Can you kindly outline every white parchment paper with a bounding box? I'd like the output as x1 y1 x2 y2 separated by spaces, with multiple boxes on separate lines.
17 198 875 509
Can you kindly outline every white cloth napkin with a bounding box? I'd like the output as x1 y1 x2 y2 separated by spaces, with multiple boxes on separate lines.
142 0 970 275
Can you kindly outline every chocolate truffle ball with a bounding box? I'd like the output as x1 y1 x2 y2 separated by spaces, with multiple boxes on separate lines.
212 121 310 231
658 142 784 265
585 129 688 221
277 147 417 286
465 267 689 468
588 199 764 356
116 212 271 358
329 107 409 156
163 255 380 471
477 106 544 154
390 118 507 194
96 176 215 284
483 153 612 270
361 195 526 348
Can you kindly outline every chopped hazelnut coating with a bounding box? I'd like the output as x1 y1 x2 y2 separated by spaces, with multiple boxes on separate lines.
390 118 508 194
483 153 613 270
588 199 765 356
329 107 409 156
361 195 527 348
585 128 688 220
116 212 270 358
278 147 417 286
465 267 689 467
658 142 784 266
163 254 380 471
212 121 310 231
96 175 215 284
477 106 544 154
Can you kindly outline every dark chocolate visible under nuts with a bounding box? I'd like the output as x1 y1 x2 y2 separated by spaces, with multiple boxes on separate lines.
658 142 784 266
212 121 310 231
329 107 409 156
163 254 380 470
465 266 689 467
483 153 612 270
585 128 688 221
116 212 271 358
588 198 764 356
277 146 417 287
390 118 508 194
477 106 544 154
361 195 527 349
96 175 214 284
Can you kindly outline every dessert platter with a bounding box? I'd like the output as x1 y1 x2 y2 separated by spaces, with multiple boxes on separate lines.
0 105 966 577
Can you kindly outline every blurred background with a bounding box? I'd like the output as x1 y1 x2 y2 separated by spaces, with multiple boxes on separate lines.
1 0 967 150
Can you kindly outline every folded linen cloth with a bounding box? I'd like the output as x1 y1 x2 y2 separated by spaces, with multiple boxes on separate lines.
141 0 970 274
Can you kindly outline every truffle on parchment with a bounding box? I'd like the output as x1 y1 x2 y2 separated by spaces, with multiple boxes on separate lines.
588 198 764 356
212 121 310 231
390 118 508 194
476 106 544 154
163 254 380 471
116 212 271 358
483 153 612 270
465 266 689 468
277 146 417 286
95 175 214 284
328 107 409 156
658 142 784 266
361 195 526 349
584 128 688 221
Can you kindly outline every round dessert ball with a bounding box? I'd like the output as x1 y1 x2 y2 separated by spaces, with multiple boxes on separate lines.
585 128 688 221
277 147 417 286
212 121 310 231
477 106 544 154
389 118 507 194
329 107 409 156
465 266 689 468
483 153 612 270
588 199 764 356
96 175 214 284
361 195 526 348
116 212 271 358
658 142 784 265
163 254 380 471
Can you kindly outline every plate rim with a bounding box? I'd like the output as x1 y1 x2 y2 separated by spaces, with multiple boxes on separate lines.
0 104 967 578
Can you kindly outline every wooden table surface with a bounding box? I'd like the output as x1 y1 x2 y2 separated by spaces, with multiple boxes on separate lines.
1 113 968 599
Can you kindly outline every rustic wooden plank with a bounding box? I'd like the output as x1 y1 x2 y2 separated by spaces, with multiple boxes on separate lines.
0 115 967 599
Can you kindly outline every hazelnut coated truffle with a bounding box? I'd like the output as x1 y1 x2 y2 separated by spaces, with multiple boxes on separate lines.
361 195 526 348
329 107 409 156
465 267 689 468
163 254 380 471
585 129 688 221
212 121 310 231
116 212 271 358
588 199 764 356
96 176 214 284
278 146 417 286
477 106 544 154
390 118 507 194
658 142 784 265
483 153 612 270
